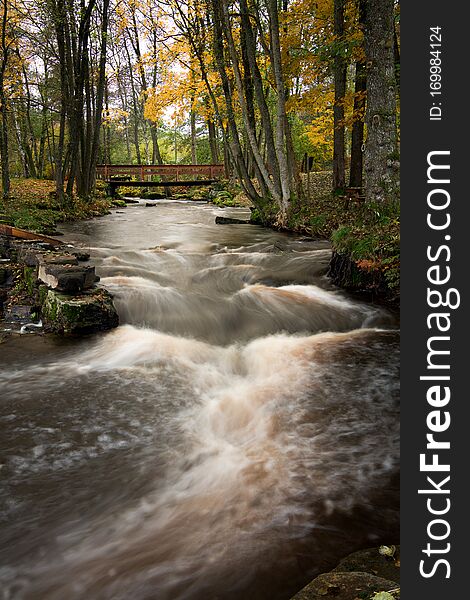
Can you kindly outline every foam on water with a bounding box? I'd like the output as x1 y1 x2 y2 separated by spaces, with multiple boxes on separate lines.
0 202 399 600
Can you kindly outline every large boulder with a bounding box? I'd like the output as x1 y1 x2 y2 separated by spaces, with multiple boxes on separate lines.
41 288 119 335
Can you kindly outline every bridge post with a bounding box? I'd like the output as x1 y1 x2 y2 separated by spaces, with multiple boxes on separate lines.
107 182 117 198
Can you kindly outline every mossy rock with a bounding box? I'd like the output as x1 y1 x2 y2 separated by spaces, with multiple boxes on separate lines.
141 191 166 200
290 572 399 600
212 190 236 206
23 266 37 296
332 547 400 583
328 251 398 303
41 288 119 335
190 187 211 199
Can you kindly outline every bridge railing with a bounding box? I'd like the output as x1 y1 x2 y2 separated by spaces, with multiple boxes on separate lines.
96 164 225 180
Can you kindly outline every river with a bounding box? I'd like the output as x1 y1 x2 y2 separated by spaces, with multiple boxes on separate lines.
0 200 400 600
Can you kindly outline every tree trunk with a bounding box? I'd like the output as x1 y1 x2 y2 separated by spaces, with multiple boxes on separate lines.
364 0 399 203
124 44 142 164
12 110 29 177
190 103 197 164
128 13 162 165
52 0 69 204
81 0 109 198
210 0 263 205
0 88 10 198
104 78 111 164
349 59 366 188
333 0 346 193
38 111 47 178
0 0 10 199
394 17 400 92
349 0 367 188
207 116 218 164
267 0 296 216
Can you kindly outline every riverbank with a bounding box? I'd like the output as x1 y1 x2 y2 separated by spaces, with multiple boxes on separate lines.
211 172 400 305
0 179 113 235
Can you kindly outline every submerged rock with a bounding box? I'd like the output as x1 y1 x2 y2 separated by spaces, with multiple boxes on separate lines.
215 216 252 225
141 191 166 200
69 249 91 262
41 288 119 335
3 305 37 324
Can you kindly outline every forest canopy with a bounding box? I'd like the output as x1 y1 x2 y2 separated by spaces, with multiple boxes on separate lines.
0 0 400 226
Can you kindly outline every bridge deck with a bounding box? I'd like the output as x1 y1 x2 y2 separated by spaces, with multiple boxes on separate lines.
106 179 217 187
98 164 225 197
105 178 217 197
97 163 225 180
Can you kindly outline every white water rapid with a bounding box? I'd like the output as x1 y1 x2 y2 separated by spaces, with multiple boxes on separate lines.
0 201 399 600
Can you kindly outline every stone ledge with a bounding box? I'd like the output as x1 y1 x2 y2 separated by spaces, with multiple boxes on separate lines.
38 263 97 293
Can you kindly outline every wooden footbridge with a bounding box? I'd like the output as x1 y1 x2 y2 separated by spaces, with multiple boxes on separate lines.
96 164 225 197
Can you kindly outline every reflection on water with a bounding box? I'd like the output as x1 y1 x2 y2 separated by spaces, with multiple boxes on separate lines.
0 201 399 599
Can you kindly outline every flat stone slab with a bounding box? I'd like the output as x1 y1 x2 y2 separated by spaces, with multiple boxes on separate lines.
290 572 399 600
38 263 97 293
41 288 119 335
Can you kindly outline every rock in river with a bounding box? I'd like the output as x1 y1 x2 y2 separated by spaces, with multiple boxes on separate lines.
215 216 252 225
41 288 119 335
290 571 399 600
331 546 400 583
38 263 97 294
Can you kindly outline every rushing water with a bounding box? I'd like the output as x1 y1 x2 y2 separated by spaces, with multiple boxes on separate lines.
0 201 399 600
